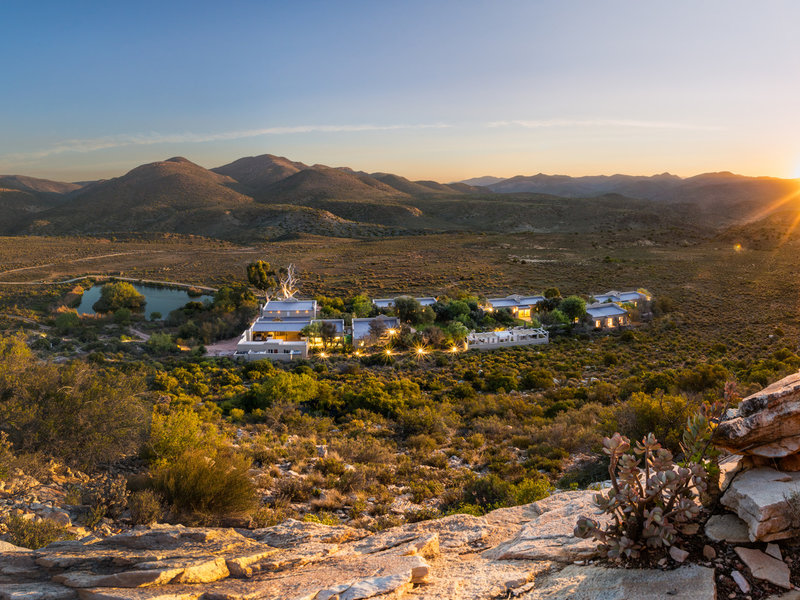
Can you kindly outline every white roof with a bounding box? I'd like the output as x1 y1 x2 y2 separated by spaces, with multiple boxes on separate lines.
586 303 628 318
372 296 437 308
252 319 312 332
263 299 317 312
487 295 545 308
352 316 400 340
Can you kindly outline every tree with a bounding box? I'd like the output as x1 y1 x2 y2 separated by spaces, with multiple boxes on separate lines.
394 296 422 323
544 287 561 299
246 261 277 303
92 282 145 313
349 295 372 318
559 296 587 323
54 311 80 333
320 321 339 349
279 264 300 299
368 319 387 343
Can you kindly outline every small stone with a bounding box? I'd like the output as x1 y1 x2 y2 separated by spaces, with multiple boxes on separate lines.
731 570 750 594
669 546 689 563
704 514 751 544
766 543 782 560
735 546 792 589
702 545 716 560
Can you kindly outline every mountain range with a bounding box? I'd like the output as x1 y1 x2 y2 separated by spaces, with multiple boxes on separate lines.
1 155 798 242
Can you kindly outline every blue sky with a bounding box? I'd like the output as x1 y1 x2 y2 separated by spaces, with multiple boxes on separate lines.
2 1 800 181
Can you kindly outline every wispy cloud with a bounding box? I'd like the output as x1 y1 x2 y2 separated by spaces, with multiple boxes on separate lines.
0 118 722 168
488 118 722 131
0 122 452 165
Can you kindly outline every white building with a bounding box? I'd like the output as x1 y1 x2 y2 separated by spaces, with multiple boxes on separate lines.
372 296 437 309
466 327 549 350
585 302 630 329
352 315 400 347
484 294 546 321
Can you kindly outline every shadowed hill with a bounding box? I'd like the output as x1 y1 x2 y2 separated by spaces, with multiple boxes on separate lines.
260 166 407 203
0 175 83 196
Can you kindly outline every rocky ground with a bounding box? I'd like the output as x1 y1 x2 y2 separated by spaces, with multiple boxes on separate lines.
2 490 721 600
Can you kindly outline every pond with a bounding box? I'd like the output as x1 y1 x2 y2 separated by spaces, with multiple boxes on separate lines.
76 283 213 320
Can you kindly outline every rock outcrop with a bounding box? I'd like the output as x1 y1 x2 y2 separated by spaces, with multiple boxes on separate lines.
0 490 718 600
716 371 800 458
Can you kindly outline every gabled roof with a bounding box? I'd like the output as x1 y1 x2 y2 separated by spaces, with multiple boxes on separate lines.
252 319 312 332
372 296 437 308
586 302 628 318
352 316 400 340
313 318 345 334
263 298 317 312
487 295 545 308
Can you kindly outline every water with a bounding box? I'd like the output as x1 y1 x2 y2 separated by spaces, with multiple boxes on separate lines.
76 283 213 319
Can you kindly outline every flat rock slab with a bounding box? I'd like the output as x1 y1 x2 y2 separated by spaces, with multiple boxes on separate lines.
525 564 716 600
704 513 751 543
485 490 607 562
735 546 792 589
721 467 800 541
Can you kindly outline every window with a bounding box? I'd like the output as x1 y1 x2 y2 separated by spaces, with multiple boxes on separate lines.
606 318 614 328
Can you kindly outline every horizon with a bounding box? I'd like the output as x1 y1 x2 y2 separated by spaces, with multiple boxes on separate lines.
3 1 800 181
6 152 800 186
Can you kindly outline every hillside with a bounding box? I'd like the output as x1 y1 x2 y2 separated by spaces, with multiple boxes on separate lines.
3 154 798 242
471 171 800 226
211 154 307 191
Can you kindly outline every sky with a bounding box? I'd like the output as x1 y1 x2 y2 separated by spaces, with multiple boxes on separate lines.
2 0 800 182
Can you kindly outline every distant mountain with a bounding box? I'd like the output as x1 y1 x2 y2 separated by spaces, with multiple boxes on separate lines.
459 175 505 187
211 154 307 191
465 171 800 226
4 154 798 242
0 174 83 196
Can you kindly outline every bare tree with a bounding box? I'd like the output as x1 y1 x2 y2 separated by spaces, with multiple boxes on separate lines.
280 263 300 299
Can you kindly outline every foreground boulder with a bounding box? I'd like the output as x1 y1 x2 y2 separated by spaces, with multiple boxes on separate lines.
720 467 800 541
0 490 719 600
716 371 800 458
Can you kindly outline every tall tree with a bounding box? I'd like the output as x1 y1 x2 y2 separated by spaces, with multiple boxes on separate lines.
246 261 277 303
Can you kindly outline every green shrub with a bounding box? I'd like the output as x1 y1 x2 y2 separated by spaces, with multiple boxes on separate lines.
3 514 76 549
147 409 219 465
150 449 256 524
129 490 163 525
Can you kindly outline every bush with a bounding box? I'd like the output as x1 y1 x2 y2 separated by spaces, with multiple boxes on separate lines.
81 473 129 519
92 282 145 313
0 336 149 470
129 490 163 525
147 409 220 465
150 449 256 524
3 514 76 549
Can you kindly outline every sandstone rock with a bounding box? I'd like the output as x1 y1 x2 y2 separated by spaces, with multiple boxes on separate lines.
0 582 76 600
704 513 751 543
720 467 800 541
716 371 800 457
766 542 783 560
735 546 792 589
764 592 800 600
669 546 688 563
731 569 750 594
486 490 608 562
0 540 30 553
702 544 716 560
526 564 716 600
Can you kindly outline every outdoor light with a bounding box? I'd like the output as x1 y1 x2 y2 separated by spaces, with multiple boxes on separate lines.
319 352 327 358
416 347 426 355
385 349 392 356
451 346 459 353
388 328 397 335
